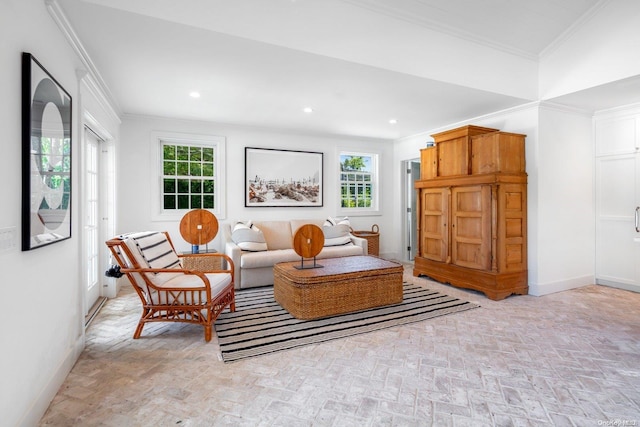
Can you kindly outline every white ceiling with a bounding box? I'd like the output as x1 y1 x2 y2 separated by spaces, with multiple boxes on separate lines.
56 0 616 140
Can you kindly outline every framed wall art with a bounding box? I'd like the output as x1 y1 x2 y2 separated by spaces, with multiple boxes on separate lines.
245 147 323 207
21 52 72 250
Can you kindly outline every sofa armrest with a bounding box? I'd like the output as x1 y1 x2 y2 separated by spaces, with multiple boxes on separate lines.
222 222 242 288
350 234 368 255
224 240 242 288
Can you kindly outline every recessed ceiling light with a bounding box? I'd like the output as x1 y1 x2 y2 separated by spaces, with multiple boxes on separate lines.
303 107 313 113
389 118 398 124
189 91 201 98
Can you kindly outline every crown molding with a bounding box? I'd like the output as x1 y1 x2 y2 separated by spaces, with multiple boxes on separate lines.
79 71 122 129
593 102 640 119
45 0 122 119
396 101 593 143
539 0 611 59
538 101 593 117
122 113 392 142
340 0 539 61
395 102 542 142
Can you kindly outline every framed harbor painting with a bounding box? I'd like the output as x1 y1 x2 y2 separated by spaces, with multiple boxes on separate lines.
21 52 72 250
245 147 323 207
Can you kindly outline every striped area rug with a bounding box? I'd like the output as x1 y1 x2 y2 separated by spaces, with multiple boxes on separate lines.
214 283 479 362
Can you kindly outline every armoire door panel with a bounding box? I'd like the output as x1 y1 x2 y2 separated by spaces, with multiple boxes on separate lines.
454 241 485 267
420 147 438 180
420 188 449 262
471 132 526 174
498 184 527 272
456 217 482 238
505 244 523 265
451 186 491 270
438 137 469 176
505 191 523 210
505 218 523 238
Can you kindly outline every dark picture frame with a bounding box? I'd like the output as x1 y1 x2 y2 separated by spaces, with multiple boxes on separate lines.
21 52 72 250
245 147 323 207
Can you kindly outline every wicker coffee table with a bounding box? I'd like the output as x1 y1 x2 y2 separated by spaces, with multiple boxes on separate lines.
273 255 404 320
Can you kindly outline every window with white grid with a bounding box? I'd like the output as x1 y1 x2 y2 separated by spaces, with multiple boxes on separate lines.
152 132 225 220
339 152 378 213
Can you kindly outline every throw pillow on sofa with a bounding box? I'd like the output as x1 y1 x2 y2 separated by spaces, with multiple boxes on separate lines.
232 221 268 251
323 216 352 246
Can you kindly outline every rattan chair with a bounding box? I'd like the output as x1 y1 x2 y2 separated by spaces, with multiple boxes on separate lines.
105 231 235 342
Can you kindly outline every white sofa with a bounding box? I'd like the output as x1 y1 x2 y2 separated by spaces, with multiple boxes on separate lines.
223 219 367 289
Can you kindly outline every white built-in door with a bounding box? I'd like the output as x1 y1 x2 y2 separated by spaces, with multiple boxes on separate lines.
595 112 640 292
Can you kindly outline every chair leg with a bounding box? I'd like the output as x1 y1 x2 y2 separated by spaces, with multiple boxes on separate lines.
133 321 145 339
204 325 212 342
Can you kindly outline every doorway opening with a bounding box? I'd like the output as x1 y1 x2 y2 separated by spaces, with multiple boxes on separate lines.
403 159 420 262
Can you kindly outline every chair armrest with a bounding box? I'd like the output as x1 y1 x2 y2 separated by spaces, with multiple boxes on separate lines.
179 253 235 286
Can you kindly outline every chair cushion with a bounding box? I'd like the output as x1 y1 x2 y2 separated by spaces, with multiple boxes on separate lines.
323 216 352 246
231 221 268 252
125 231 182 286
148 272 232 305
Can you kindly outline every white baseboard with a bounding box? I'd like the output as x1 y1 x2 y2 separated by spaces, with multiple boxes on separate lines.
20 335 85 427
528 275 594 296
596 279 640 294
379 252 402 261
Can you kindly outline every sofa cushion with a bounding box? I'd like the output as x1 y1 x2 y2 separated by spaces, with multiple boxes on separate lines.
231 221 268 252
241 249 299 269
290 219 325 234
325 216 350 226
240 245 364 269
253 220 293 250
323 227 352 246
317 244 363 259
323 216 352 246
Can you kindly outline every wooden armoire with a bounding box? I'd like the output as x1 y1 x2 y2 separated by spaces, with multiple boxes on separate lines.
413 125 528 300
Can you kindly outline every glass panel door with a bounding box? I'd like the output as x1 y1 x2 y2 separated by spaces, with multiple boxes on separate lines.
85 128 101 315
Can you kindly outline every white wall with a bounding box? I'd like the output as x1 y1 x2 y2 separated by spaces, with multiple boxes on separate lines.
540 0 640 99
393 103 595 296
117 116 396 256
532 105 595 294
0 1 86 425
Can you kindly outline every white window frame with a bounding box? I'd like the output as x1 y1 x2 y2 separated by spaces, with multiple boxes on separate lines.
338 150 380 216
151 131 226 221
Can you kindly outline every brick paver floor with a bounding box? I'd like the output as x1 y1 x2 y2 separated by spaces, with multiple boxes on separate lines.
40 266 640 426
